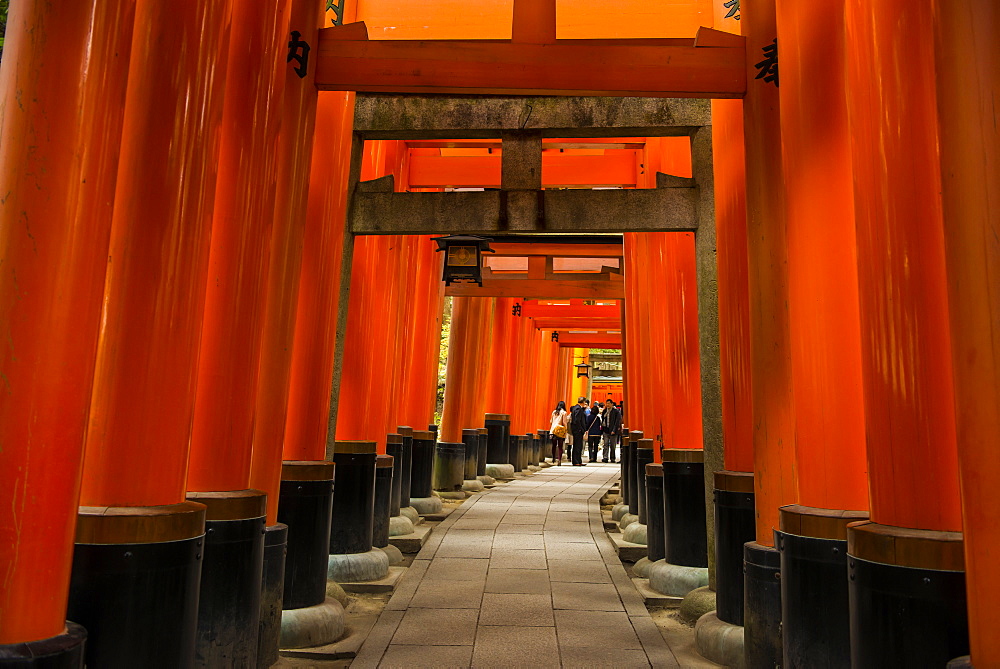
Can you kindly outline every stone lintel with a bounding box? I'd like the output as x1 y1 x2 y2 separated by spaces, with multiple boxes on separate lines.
351 187 698 235
353 95 710 139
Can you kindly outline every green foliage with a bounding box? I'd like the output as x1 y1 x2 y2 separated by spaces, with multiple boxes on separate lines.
0 0 9 60
434 297 453 424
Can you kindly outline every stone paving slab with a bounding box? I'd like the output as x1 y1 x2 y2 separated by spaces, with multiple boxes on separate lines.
354 462 698 667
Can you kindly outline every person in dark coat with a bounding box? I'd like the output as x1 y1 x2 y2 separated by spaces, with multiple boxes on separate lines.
569 396 588 466
601 399 622 463
587 405 603 463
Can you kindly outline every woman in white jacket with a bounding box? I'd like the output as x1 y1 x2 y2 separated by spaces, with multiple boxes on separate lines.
549 400 569 465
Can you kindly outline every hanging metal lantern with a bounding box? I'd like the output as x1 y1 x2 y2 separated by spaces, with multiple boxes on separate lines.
575 361 592 378
432 235 495 286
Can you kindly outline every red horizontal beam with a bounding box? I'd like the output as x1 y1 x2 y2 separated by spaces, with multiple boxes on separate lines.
445 277 624 299
491 244 623 258
556 333 622 348
521 302 620 319
316 24 746 98
408 152 638 188
532 317 621 330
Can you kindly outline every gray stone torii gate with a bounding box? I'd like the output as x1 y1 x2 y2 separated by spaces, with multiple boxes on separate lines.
328 94 724 581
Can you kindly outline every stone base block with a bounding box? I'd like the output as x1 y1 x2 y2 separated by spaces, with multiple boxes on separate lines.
623 522 647 545
279 613 378 662
388 514 415 537
399 506 420 524
378 543 404 565
476 475 496 486
633 557 652 578
632 576 683 607
436 490 467 500
327 549 389 583
696 611 746 669
421 506 455 522
648 560 710 597
325 581 351 608
611 504 629 521
602 512 620 531
539 461 553 468
485 463 516 480
463 479 485 493
527 465 541 472
388 524 432 554
339 566 407 594
619 513 639 530
609 531 647 562
410 496 443 515
280 598 346 650
681 586 717 623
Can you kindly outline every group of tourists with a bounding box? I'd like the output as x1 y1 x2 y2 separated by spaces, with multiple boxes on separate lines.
548 397 623 466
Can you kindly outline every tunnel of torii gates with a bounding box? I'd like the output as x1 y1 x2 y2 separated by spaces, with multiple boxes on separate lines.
0 0 996 667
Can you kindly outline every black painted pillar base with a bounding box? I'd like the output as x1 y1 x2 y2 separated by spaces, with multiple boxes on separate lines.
0 623 87 668
645 463 665 563
279 461 335 611
848 521 969 668
373 455 394 548
634 440 654 525
507 434 519 469
258 523 287 669
433 442 465 492
776 504 868 669
744 540 782 669
185 490 267 668
662 449 707 567
476 429 488 477
462 429 480 480
330 441 377 555
397 427 414 509
619 430 630 501
409 432 435 500
713 471 756 626
626 431 642 515
485 414 511 466
67 502 205 669
386 435 403 517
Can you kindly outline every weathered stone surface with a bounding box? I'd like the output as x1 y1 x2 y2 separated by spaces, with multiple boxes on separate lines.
410 496 443 515
632 556 653 578
325 580 351 608
680 585 717 623
279 598 346 649
327 549 389 583
388 524 432 554
388 514 415 537
485 463 516 480
619 512 639 530
340 566 407 594
611 503 629 521
648 560 710 597
379 543 404 566
623 521 647 545
399 506 420 524
477 474 497 485
463 479 485 493
696 611 746 669
354 95 711 139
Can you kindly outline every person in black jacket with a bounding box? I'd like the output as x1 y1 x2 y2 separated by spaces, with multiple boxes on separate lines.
586 404 603 463
569 397 588 466
601 399 622 463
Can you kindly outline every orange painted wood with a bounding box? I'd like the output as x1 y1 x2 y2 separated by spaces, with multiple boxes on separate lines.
484 298 517 416
397 237 447 430
522 301 620 318
558 334 622 348
935 1 1000 661
384 234 411 438
315 29 746 98
283 92 355 462
532 318 621 330
250 0 325 526
81 0 232 507
440 297 494 442
777 0 868 513
623 234 644 436
511 0 556 43
662 233 703 450
491 243 624 258
742 0 797 545
407 153 638 188
188 0 289 492
845 0 961 532
446 277 625 300
0 0 134 644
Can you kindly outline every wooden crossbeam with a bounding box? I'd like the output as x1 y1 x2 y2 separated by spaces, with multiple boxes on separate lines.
556 333 622 348
445 277 625 299
521 302 620 318
532 317 621 330
408 152 639 189
490 243 623 258
316 24 746 99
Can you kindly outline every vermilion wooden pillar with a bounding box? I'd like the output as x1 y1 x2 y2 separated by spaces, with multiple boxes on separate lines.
249 0 325 527
741 0 792 665
484 297 518 417
845 1 967 664
935 2 1000 664
773 1 870 664
283 91 355 462
397 237 446 431
0 0 134 654
440 298 494 443
182 2 288 664
72 1 232 665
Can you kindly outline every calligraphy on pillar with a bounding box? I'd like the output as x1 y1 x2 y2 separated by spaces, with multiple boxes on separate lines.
287 31 311 78
754 38 779 87
326 0 345 26
723 0 740 21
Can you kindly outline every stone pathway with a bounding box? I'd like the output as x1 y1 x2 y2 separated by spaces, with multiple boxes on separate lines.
352 463 690 668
